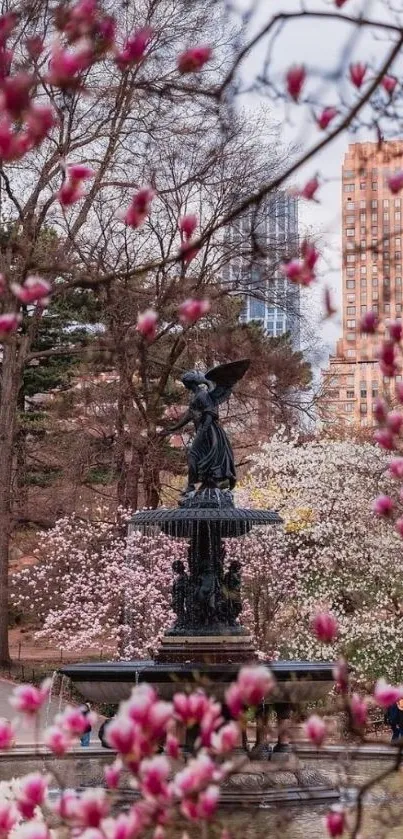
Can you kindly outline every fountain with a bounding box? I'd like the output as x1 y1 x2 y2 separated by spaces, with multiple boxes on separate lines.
61 359 335 797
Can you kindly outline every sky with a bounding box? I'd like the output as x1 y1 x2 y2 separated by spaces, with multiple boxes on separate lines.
233 0 403 357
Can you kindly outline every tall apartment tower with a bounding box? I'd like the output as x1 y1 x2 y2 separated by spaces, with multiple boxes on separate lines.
222 191 300 347
322 140 403 426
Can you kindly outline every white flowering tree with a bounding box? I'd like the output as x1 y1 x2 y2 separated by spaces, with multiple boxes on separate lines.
235 432 403 683
10 511 184 658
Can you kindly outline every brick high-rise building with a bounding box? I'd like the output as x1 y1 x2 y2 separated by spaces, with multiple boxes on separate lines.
322 140 403 426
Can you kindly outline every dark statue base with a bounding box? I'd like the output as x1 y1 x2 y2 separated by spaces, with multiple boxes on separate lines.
155 633 257 664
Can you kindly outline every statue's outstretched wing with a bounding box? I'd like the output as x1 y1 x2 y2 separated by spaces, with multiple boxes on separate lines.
205 359 250 406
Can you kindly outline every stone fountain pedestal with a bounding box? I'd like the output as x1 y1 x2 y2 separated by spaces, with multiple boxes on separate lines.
61 487 336 803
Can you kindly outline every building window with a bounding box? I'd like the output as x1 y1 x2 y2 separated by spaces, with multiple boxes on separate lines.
385 303 391 314
346 269 355 277
346 280 355 288
371 200 378 208
397 304 402 313
396 292 402 302
397 277 402 286
371 226 378 235
360 403 368 413
360 388 367 398
344 184 355 192
347 294 355 302
346 228 355 236
360 182 366 190
343 170 355 178
372 181 378 190
372 387 378 398
360 200 366 208
346 255 356 263
346 242 355 250
347 350 356 357
347 306 356 314
360 279 367 288
395 199 401 207
372 277 378 286
346 215 355 223
361 304 367 313
360 266 367 274
371 212 378 221
347 319 356 327
347 332 355 341
345 403 354 411
396 212 401 221
346 390 355 398
372 265 377 272
372 291 379 300
384 213 390 221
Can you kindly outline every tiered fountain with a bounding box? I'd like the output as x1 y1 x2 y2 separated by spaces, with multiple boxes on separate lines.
62 360 334 796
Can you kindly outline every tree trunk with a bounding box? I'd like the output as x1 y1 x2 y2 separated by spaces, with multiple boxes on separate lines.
0 340 22 664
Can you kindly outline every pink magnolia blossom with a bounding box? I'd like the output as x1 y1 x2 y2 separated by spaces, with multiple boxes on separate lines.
334 0 348 7
18 772 48 807
179 214 198 239
52 789 79 821
311 612 338 643
388 171 403 194
301 239 319 270
350 693 368 728
57 704 96 736
224 682 243 718
324 808 345 837
0 717 14 749
349 62 366 88
139 755 170 798
174 753 215 797
58 181 84 206
211 721 239 753
0 12 17 46
0 312 21 338
236 665 274 706
388 457 403 478
299 176 319 200
1 73 34 118
11 276 51 305
178 298 210 324
104 759 123 789
382 75 397 95
323 286 337 318
75 788 109 827
173 691 209 726
103 814 138 839
281 259 314 287
105 716 137 754
121 187 154 228
44 725 71 755
0 800 18 834
378 340 398 377
124 683 156 723
374 397 388 424
197 785 220 819
332 659 348 694
148 700 172 737
10 678 51 714
47 44 91 87
165 733 180 759
374 678 403 708
374 429 395 451
304 714 326 746
316 107 338 130
285 65 305 101
372 494 394 517
25 104 57 144
177 46 212 74
359 310 378 334
116 28 152 67
136 309 158 340
25 35 44 60
67 163 94 181
386 411 403 435
389 320 403 342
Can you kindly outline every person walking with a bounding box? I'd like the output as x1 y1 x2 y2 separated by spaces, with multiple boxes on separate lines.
79 703 92 747
98 717 113 748
385 698 403 742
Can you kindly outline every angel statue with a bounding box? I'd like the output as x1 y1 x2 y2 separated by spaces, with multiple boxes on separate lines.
160 359 250 495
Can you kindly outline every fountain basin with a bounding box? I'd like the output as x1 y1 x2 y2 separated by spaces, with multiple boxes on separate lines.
60 660 334 704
